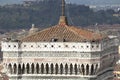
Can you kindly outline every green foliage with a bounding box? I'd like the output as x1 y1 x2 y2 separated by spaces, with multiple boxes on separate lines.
0 0 119 30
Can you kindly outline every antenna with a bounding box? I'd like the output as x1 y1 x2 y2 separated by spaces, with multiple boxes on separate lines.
62 0 65 16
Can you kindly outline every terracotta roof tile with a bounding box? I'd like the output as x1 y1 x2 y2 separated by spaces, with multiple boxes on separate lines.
21 24 107 42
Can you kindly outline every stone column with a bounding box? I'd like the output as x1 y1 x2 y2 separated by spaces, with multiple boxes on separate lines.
29 64 31 74
44 64 46 74
71 64 74 75
63 64 66 75
48 64 50 74
16 65 18 75
68 64 70 75
89 64 91 75
93 64 96 75
25 64 27 74
84 64 86 75
79 64 82 75
34 64 36 74
77 64 80 75
39 64 41 74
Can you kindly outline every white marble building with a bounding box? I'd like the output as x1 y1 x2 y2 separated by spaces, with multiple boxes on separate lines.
1 0 119 80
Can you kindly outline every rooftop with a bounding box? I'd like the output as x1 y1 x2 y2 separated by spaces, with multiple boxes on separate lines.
21 23 107 42
21 0 107 42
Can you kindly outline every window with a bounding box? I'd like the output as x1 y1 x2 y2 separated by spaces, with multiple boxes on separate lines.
44 45 47 47
8 45 11 48
51 38 58 42
92 40 95 42
14 45 16 48
81 46 83 48
92 46 94 48
31 45 33 47
96 45 99 48
58 45 61 48
73 46 75 48
24 45 26 47
87 46 89 48
51 45 54 47
63 39 66 42
65 45 68 48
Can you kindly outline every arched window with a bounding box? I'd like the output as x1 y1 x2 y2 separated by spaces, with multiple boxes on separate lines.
13 64 17 74
8 64 12 74
74 64 78 75
60 64 63 74
18 64 21 74
50 64 54 74
81 64 85 75
86 64 89 75
31 63 34 74
70 64 73 75
65 64 68 74
36 63 39 74
55 64 59 74
46 63 49 74
41 63 44 74
22 64 25 74
26 63 30 74
91 64 94 75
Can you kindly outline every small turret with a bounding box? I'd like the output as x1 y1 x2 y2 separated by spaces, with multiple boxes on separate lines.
29 24 38 35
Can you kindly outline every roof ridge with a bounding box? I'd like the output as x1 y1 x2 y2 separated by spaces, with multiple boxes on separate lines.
69 26 104 41
21 25 58 41
66 26 87 40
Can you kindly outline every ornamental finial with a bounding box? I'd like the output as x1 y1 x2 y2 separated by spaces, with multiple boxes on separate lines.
58 0 68 25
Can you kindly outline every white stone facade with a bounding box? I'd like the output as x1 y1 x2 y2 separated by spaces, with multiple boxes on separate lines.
1 36 118 80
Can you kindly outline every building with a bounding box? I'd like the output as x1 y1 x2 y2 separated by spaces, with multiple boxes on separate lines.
1 0 118 80
113 46 120 80
114 61 120 80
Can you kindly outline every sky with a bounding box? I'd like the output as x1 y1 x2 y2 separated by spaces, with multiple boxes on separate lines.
0 0 120 5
